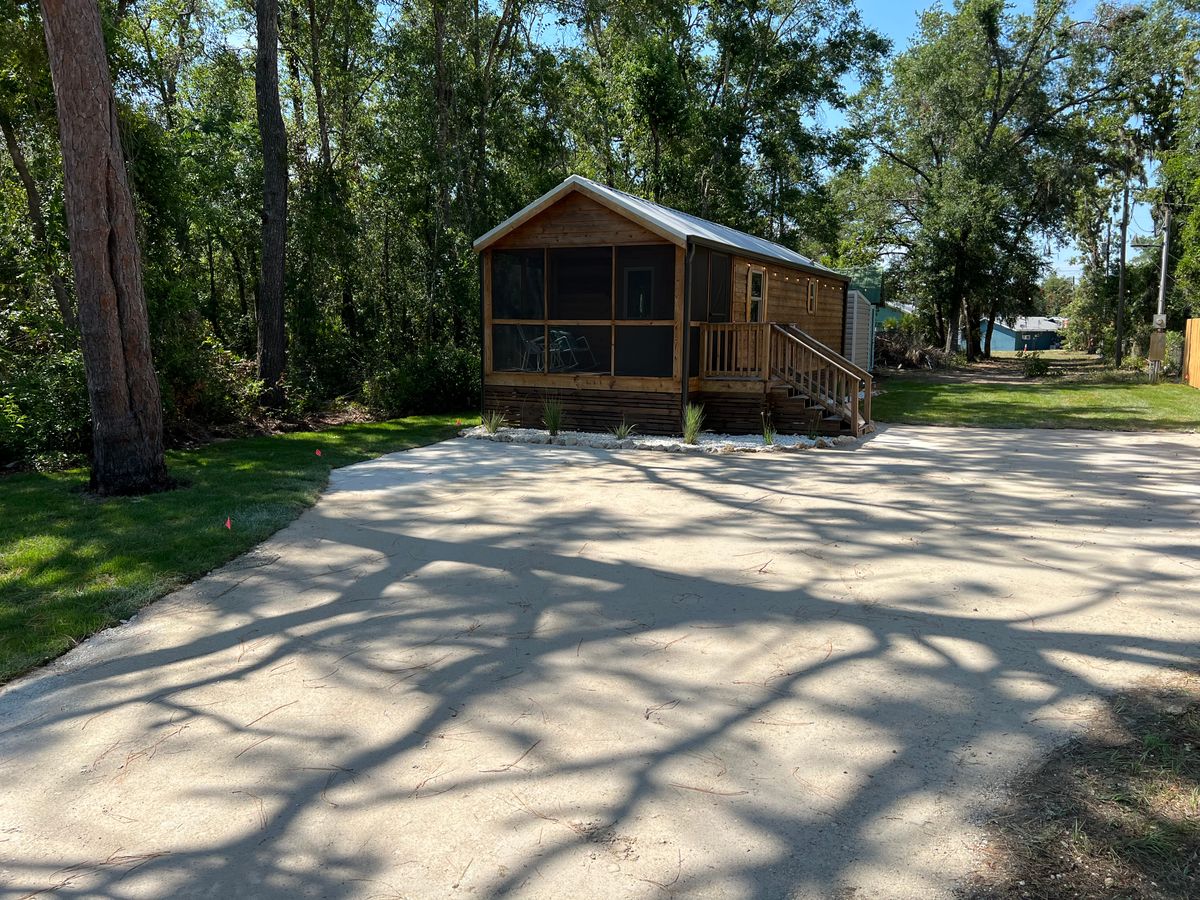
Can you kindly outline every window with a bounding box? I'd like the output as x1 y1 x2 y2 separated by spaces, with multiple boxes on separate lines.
806 279 818 315
748 267 766 322
548 247 612 319
492 250 544 319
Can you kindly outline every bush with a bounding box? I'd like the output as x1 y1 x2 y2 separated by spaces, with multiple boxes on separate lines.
1165 330 1184 375
683 403 704 444
363 345 481 416
158 336 263 430
1022 352 1050 378
0 346 90 467
541 397 564 436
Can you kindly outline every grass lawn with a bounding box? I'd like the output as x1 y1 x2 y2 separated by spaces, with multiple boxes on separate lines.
0 413 473 684
874 378 1200 430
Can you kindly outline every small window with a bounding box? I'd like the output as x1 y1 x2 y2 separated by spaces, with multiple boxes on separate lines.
748 267 766 322
806 280 817 315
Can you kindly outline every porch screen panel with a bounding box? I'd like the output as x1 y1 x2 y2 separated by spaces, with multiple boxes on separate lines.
548 247 612 320
617 245 674 319
709 251 731 322
614 326 673 376
492 249 544 319
492 324 545 372
689 246 710 322
547 325 611 373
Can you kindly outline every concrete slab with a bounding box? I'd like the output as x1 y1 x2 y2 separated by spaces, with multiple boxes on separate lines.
1 426 1198 899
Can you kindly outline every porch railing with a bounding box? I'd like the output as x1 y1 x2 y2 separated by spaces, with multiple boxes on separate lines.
699 322 769 380
770 325 872 436
697 322 873 437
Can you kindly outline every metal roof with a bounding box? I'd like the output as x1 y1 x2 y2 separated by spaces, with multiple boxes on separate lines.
473 175 844 278
996 316 1064 333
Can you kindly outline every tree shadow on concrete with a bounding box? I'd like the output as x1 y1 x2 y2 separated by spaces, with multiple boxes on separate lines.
0 430 1197 898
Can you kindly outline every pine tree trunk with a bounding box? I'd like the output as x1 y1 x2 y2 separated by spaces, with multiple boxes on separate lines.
40 0 169 495
254 0 288 405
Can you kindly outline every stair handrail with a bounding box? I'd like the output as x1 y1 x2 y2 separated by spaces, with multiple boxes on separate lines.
769 324 873 436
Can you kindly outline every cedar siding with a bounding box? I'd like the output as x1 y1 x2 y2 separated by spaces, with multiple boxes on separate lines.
492 192 672 250
731 255 845 353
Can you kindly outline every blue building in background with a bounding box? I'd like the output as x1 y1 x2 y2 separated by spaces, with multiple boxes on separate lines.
984 317 1064 352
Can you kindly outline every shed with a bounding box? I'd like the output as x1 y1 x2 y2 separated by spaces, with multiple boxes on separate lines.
473 176 872 436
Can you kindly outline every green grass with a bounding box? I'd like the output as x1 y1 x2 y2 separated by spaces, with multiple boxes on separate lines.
0 413 473 683
874 378 1200 430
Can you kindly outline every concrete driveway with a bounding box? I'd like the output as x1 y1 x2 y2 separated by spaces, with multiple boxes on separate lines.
2 426 1198 899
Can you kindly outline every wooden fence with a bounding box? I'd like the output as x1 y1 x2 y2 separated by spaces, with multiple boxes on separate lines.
1186 319 1200 388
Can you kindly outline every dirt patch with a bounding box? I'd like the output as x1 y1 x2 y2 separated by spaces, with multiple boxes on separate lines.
963 671 1200 899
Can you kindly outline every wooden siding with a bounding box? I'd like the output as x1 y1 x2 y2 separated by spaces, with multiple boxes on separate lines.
730 255 846 352
484 385 681 434
492 192 673 249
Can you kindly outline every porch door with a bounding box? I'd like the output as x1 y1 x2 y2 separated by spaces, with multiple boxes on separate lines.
748 266 766 322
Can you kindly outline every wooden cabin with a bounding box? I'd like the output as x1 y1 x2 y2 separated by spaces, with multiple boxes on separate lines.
474 175 873 437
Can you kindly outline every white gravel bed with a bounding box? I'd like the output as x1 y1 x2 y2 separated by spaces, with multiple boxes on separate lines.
459 425 855 453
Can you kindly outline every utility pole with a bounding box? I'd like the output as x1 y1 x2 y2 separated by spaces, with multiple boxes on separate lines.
1156 205 1171 320
1115 180 1129 367
1149 204 1172 382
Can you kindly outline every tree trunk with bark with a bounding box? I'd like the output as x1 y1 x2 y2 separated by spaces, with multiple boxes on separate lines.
40 0 169 495
254 0 288 405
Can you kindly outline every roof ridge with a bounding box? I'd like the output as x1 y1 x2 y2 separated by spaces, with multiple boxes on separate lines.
576 175 824 269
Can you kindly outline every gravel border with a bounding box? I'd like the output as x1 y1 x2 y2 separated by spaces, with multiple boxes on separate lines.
459 425 856 453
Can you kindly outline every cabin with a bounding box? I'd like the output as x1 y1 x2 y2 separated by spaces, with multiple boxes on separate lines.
473 175 873 437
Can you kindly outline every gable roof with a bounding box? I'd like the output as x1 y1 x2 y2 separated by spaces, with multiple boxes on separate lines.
473 175 844 279
991 316 1064 333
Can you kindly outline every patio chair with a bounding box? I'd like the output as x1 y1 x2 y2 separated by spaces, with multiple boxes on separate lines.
517 325 546 372
549 329 598 371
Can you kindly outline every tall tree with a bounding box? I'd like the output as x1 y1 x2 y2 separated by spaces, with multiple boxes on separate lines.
849 0 1146 359
38 0 169 494
254 0 288 404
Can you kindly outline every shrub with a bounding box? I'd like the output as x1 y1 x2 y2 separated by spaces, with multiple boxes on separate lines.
0 345 90 467
482 409 507 434
761 412 776 446
158 335 263 430
609 418 636 439
541 397 564 436
1022 352 1050 378
683 403 704 444
1165 330 1184 375
363 345 481 416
